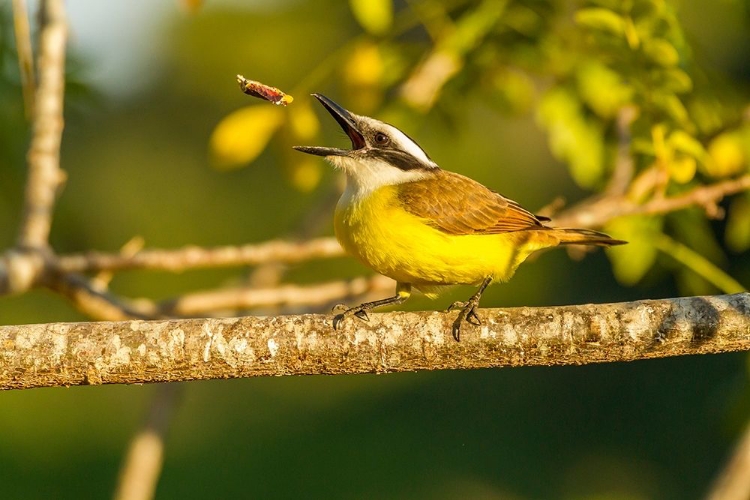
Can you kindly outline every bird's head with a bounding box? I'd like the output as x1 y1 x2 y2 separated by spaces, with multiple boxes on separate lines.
294 94 438 193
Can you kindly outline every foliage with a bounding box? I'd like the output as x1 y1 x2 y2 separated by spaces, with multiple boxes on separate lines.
212 0 750 295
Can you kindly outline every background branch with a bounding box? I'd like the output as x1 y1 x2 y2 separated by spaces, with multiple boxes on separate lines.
2 293 748 391
53 237 344 274
16 0 67 250
155 275 394 316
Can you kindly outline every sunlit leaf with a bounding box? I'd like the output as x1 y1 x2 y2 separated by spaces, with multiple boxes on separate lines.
603 215 662 286
668 130 707 162
288 100 320 141
210 106 285 170
344 41 383 88
537 88 605 189
661 68 692 94
288 156 323 192
349 0 392 36
343 41 384 111
576 62 633 118
705 131 747 178
668 155 696 184
574 8 626 37
642 39 679 67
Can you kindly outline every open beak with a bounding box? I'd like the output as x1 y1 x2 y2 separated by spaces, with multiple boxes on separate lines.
293 94 366 157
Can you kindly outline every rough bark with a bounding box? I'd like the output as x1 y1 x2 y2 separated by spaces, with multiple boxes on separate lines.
2 293 749 391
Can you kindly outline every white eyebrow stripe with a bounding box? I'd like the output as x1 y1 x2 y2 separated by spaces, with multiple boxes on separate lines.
382 124 435 167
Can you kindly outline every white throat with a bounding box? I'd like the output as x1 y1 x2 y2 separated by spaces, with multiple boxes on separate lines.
328 155 432 201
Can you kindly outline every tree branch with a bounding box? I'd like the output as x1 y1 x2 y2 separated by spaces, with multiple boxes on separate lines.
707 422 750 500
155 275 394 316
2 293 748 391
552 175 750 228
16 0 67 250
53 237 344 274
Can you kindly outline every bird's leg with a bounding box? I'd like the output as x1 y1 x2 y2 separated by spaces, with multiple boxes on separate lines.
332 283 411 330
449 277 492 341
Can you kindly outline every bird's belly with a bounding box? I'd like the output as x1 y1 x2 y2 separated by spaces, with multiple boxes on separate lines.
335 193 541 286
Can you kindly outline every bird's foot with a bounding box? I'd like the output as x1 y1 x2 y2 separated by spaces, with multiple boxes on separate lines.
450 299 482 341
332 304 370 330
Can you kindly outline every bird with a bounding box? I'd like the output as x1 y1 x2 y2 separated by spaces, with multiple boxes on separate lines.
294 94 626 340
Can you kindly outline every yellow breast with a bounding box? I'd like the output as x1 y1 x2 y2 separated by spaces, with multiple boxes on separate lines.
334 184 549 289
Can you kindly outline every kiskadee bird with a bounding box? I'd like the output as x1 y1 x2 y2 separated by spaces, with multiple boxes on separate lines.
294 94 626 340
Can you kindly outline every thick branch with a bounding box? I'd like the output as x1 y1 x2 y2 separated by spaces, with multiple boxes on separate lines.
16 0 67 249
2 293 748 391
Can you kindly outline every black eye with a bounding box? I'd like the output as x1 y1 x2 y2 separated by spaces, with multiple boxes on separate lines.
374 132 390 145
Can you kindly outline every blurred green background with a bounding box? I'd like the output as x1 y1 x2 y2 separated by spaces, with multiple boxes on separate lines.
2 0 750 498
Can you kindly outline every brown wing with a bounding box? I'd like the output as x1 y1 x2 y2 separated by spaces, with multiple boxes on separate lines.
397 170 546 235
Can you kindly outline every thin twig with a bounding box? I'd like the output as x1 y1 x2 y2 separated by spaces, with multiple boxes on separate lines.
113 383 180 500
2 293 748 390
12 0 36 119
654 234 746 295
16 0 67 249
53 237 344 275
552 175 750 228
706 422 750 500
49 273 154 321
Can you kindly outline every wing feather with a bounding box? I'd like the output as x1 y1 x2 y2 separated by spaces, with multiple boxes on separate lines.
397 170 545 235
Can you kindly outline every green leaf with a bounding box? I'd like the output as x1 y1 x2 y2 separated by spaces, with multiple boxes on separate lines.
537 88 605 188
576 62 634 118
642 39 680 67
603 215 662 286
349 0 392 36
574 8 626 37
668 130 707 162
661 68 692 93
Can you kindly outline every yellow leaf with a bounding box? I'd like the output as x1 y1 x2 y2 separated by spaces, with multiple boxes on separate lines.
668 130 707 162
344 41 383 88
642 39 680 67
668 155 696 184
706 131 746 178
288 101 320 141
349 0 392 36
210 106 284 170
289 156 323 192
574 8 626 37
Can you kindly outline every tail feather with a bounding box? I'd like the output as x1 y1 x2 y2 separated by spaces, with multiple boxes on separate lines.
553 228 627 247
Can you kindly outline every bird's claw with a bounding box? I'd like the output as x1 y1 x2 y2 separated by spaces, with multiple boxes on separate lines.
467 307 481 325
332 313 346 330
332 303 349 314
354 309 369 321
450 301 482 341
331 306 370 330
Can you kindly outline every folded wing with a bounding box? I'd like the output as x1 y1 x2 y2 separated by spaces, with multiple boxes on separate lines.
397 170 547 235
